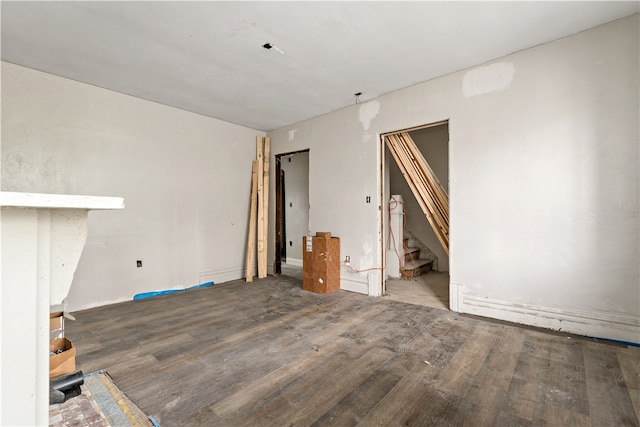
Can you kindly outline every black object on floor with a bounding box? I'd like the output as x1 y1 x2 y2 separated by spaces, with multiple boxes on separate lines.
50 370 84 404
49 387 65 405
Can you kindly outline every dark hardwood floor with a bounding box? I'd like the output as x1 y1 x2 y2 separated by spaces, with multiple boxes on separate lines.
66 275 640 426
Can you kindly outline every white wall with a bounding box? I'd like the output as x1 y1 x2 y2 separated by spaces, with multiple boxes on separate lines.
281 151 309 266
389 124 450 271
1 62 263 311
268 16 639 342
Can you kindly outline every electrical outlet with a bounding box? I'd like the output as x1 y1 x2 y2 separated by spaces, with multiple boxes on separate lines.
137 260 142 268
366 196 371 203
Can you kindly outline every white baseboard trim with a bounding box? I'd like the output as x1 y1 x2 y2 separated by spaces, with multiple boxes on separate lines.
462 294 640 344
449 282 462 312
367 270 383 296
341 275 368 294
74 296 130 312
199 267 245 285
284 258 303 267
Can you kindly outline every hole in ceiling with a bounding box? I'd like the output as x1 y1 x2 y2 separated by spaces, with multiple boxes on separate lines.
262 43 284 55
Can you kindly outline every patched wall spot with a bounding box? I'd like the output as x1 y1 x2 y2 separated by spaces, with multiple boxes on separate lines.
463 62 515 98
359 100 380 130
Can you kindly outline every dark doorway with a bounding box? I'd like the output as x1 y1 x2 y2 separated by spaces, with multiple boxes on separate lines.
279 169 286 261
274 149 310 276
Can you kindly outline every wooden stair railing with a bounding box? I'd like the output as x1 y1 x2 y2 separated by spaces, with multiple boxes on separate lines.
385 132 449 254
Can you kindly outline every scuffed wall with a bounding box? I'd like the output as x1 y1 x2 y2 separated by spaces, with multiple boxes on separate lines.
268 16 639 342
1 62 263 311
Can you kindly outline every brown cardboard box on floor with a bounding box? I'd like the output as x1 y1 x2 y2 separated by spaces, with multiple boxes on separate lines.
50 311 64 339
303 232 340 294
50 337 76 379
50 311 76 340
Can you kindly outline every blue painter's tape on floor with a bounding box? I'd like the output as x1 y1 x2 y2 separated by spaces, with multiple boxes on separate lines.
133 281 214 301
592 337 640 347
133 289 181 300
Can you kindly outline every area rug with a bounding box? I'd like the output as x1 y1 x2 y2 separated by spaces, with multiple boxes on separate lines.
50 371 157 427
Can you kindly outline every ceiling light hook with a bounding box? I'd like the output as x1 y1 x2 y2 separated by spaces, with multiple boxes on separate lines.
354 92 362 104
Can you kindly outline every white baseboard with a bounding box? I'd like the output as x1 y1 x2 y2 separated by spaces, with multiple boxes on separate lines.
199 267 245 285
284 258 302 267
73 296 130 312
341 275 369 294
461 294 640 344
367 270 383 296
449 282 462 312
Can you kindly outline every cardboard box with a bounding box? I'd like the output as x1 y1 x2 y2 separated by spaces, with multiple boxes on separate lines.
50 311 76 340
50 311 64 339
50 338 76 379
303 232 340 294
50 311 63 330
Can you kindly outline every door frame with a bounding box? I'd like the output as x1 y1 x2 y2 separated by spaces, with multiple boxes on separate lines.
379 119 449 297
274 149 310 275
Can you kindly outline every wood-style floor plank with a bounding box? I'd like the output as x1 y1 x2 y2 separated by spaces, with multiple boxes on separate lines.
583 342 639 427
66 275 640 427
618 346 640 421
507 340 552 423
453 325 525 426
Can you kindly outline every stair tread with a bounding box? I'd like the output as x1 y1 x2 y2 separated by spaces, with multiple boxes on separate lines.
402 259 433 270
404 247 421 263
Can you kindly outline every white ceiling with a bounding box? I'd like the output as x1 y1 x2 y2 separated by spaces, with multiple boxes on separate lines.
2 1 638 131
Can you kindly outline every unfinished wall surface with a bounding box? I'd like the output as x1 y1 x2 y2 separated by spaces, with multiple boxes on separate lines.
389 124 450 271
280 151 309 266
268 16 640 342
1 62 263 311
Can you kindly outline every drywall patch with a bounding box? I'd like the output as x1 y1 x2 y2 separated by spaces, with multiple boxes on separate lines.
463 62 515 97
359 100 380 130
288 129 297 141
362 240 373 255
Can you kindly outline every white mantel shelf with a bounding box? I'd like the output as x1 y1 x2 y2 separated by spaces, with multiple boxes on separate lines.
0 191 125 210
1 191 124 426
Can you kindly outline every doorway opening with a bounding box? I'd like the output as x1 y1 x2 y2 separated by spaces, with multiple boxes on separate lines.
274 149 309 281
381 121 450 310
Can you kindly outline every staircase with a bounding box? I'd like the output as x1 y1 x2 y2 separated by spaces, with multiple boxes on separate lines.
400 236 433 280
387 195 436 280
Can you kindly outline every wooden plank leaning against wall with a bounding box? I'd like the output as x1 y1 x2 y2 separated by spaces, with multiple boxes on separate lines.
245 161 258 283
246 136 270 282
